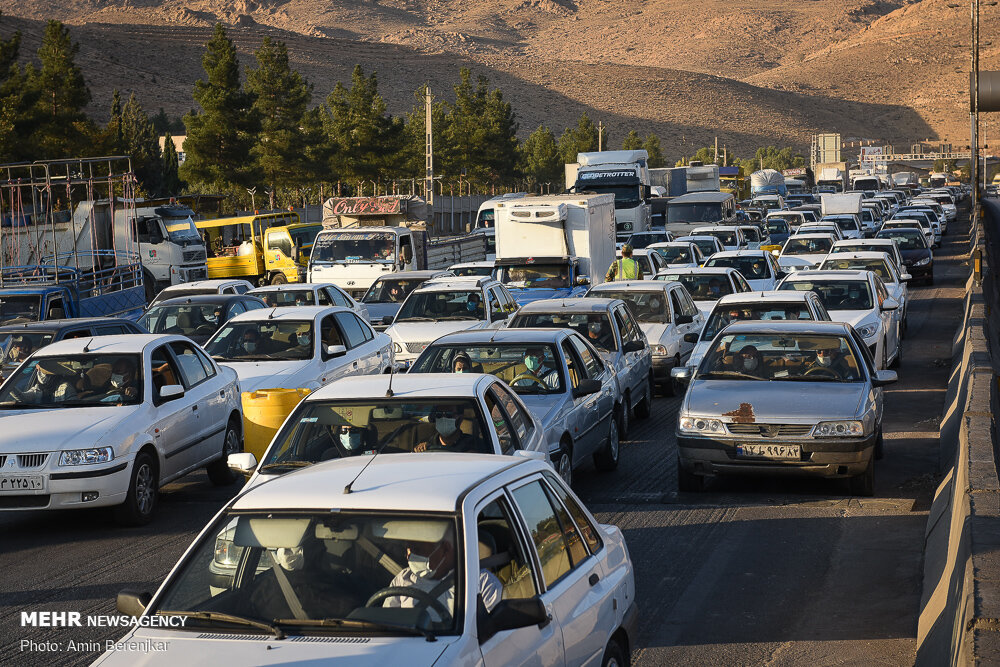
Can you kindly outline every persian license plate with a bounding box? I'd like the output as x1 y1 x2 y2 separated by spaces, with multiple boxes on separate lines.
736 444 801 460
0 474 45 493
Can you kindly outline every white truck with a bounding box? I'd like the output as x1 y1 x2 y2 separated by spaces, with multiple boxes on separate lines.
307 195 487 299
493 193 616 304
820 192 868 235
567 150 650 240
815 162 849 192
850 173 883 191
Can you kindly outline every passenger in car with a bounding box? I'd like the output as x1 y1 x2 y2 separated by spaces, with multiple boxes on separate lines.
414 408 481 453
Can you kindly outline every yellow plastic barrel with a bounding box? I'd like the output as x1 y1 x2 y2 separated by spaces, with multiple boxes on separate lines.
241 388 312 460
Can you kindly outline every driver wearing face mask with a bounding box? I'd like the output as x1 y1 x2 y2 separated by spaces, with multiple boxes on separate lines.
335 424 373 455
101 358 139 404
238 330 268 356
510 347 559 389
414 408 478 453
813 345 853 378
464 293 483 318
733 345 765 377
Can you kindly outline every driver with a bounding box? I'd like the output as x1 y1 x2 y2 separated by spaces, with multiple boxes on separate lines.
415 408 478 453
452 352 472 373
511 347 559 390
238 329 265 356
5 336 35 366
813 343 853 378
586 318 612 351
708 278 724 298
17 359 77 403
464 293 483 318
101 357 140 404
732 345 765 377
388 283 407 303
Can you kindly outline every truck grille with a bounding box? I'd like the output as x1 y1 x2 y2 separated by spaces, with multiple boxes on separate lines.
184 268 208 281
727 424 813 437
183 249 207 263
405 341 431 353
17 454 48 468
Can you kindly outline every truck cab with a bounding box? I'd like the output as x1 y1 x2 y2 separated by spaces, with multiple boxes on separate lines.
129 204 209 299
197 212 318 287
572 150 651 240
308 226 420 299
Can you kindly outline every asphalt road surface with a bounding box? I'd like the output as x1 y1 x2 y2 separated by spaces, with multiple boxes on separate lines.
0 212 968 666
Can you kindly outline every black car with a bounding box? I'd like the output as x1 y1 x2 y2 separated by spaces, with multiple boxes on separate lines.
0 317 147 378
876 228 933 285
139 293 267 344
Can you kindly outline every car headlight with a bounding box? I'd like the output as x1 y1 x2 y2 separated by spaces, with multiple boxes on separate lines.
813 420 864 437
393 342 402 353
679 416 724 435
856 323 879 339
914 257 931 266
59 447 114 466
651 344 668 355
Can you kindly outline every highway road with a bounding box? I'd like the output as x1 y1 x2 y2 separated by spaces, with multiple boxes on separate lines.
0 212 968 666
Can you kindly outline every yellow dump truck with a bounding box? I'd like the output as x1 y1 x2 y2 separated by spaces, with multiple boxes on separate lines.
196 212 323 285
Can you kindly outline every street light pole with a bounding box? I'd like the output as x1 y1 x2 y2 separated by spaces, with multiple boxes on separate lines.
972 0 980 217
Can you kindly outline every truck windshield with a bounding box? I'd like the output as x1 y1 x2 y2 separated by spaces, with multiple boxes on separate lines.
476 208 495 228
581 184 641 209
396 290 485 321
0 296 41 324
499 264 569 289
164 217 202 243
0 354 144 407
311 232 396 264
668 204 723 224
205 321 314 361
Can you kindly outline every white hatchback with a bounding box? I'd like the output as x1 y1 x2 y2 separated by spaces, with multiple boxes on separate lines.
248 283 370 322
704 250 786 291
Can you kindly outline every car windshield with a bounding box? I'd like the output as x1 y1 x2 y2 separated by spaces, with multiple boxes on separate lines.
263 400 489 466
363 278 425 305
699 333 862 382
205 321 314 361
826 216 859 231
741 227 761 242
500 263 569 289
311 232 396 264
651 245 694 264
626 233 664 249
766 218 792 233
151 288 217 306
0 332 54 371
705 256 769 279
412 344 564 394
450 265 493 277
0 354 143 407
780 280 873 310
153 511 461 634
164 217 202 243
477 208 495 227
681 239 720 257
591 290 669 323
253 290 316 307
877 230 925 250
668 203 723 224
752 199 781 210
0 295 41 324
782 237 833 255
511 312 617 351
141 303 224 336
396 290 485 322
655 273 733 300
821 258 892 282
702 302 813 340
697 230 737 246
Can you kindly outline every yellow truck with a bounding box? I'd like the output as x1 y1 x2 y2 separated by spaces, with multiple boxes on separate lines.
196 212 322 285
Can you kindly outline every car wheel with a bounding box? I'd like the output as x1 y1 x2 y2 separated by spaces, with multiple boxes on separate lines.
874 429 885 461
600 638 627 667
849 457 875 497
677 458 704 492
270 272 288 285
664 355 682 396
114 451 158 526
557 441 573 488
635 376 652 419
594 414 620 472
207 418 243 486
142 270 156 304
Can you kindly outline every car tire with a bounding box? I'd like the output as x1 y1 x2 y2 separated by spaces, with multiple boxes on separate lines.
677 459 704 492
142 270 156 304
594 414 620 472
635 376 652 419
874 430 885 461
664 355 682 396
206 418 243 486
600 638 627 667
849 457 875 497
114 451 158 526
557 441 573 488
270 272 288 285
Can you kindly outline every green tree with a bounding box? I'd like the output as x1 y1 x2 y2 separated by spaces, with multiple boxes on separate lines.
106 88 124 153
621 130 642 151
643 134 665 168
181 24 256 195
0 20 40 162
30 21 92 158
400 83 448 182
737 145 806 172
439 69 519 184
676 145 737 167
120 93 162 194
246 37 312 207
520 125 562 184
557 113 599 164
161 132 183 195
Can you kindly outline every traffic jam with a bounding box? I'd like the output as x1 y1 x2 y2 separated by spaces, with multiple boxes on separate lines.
0 156 964 665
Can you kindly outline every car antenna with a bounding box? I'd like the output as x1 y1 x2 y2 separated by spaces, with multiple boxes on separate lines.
82 337 94 353
267 307 277 320
344 452 379 494
385 366 395 397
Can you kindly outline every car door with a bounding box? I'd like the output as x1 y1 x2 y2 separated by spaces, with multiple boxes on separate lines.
567 335 615 449
508 477 612 667
332 311 375 376
872 277 899 359
611 306 641 403
168 340 228 467
560 339 600 459
669 287 698 361
148 343 203 477
476 492 565 667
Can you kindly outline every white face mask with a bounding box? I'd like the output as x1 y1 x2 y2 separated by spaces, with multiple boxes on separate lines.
817 354 833 367
111 373 126 388
243 341 257 353
274 546 304 571
299 336 311 346
435 417 458 438
340 431 363 450
408 553 431 576
742 357 758 372
37 371 54 386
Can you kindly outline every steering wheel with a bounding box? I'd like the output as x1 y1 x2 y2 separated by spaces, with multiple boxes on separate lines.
365 586 452 620
804 366 841 379
510 373 547 389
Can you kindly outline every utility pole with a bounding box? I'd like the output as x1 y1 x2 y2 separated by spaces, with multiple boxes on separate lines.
598 121 604 152
425 86 434 206
972 0 980 215
714 136 719 164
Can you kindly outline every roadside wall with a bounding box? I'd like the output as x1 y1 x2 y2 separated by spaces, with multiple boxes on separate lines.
916 200 999 665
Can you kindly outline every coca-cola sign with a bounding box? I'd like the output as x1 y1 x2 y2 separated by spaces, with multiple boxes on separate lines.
329 197 404 216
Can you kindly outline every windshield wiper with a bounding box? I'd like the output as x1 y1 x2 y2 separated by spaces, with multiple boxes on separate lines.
273 617 436 642
258 461 314 472
397 316 436 322
781 375 850 382
699 371 763 380
156 611 285 639
438 315 479 320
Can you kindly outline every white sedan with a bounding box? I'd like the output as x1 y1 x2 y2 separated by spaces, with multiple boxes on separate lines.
204 306 393 393
248 283 370 322
818 250 911 338
653 266 753 315
101 455 637 667
647 241 705 269
704 250 785 291
0 335 243 524
778 233 837 269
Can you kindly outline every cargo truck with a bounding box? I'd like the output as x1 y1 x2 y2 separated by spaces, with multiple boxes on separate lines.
493 193 615 305
567 150 651 239
750 169 788 197
815 162 849 192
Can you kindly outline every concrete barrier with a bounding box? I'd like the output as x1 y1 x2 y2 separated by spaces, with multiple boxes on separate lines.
916 203 999 665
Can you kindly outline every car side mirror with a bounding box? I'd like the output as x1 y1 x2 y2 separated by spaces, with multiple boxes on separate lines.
228 452 258 476
623 339 645 353
478 597 549 644
575 275 590 286
48 307 65 319
326 344 347 357
675 314 694 325
900 273 912 282
382 315 395 325
116 590 152 618
683 332 699 344
670 366 693 384
158 384 185 402
572 378 602 398
881 297 899 311
873 369 898 386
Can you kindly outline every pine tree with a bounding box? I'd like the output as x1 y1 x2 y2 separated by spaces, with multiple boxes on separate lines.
520 126 561 185
121 93 162 194
30 21 91 158
643 134 665 168
246 37 312 204
0 20 40 162
181 24 255 195
162 132 183 195
107 89 124 153
557 113 599 164
621 130 642 151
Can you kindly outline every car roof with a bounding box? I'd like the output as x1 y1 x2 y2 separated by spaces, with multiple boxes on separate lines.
448 261 495 268
655 266 736 276
228 305 352 322
419 276 496 291
707 250 772 259
822 251 892 262
782 270 874 281
647 241 692 248
717 290 812 304
162 279 252 290
834 238 896 246
248 283 335 294
232 453 539 512
31 334 184 356
305 372 491 402
671 192 734 202
0 318 138 333
692 225 741 232
428 327 572 345
720 320 853 336
376 270 452 280
786 233 835 240
592 280 672 292
151 294 260 306
675 235 722 243
516 297 620 313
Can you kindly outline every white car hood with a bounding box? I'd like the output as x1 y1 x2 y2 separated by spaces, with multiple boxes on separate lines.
93 630 456 666
828 309 879 335
745 278 774 291
222 360 316 392
693 299 718 315
638 322 670 345
778 254 822 269
389 320 485 344
0 405 139 451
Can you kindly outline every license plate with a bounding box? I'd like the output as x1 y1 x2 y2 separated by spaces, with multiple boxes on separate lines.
736 444 801 460
0 474 45 493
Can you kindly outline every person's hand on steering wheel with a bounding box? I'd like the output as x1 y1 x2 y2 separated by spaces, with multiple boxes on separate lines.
804 366 841 379
510 372 547 389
